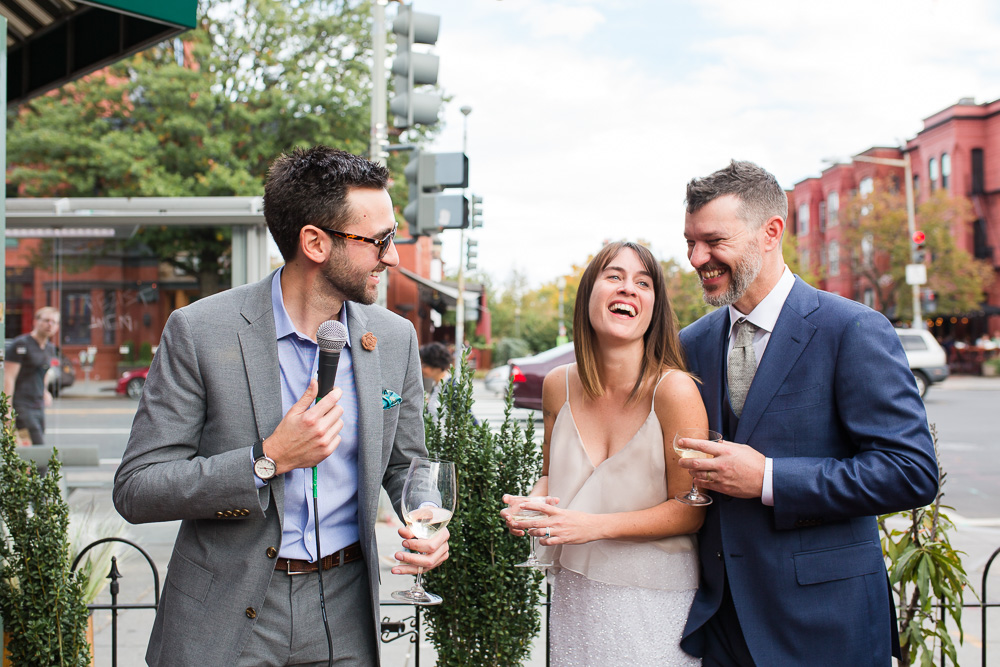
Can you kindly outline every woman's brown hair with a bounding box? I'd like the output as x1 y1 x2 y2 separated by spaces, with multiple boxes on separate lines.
573 241 687 404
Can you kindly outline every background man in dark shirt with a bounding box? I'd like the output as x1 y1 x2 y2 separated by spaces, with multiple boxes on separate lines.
4 306 60 445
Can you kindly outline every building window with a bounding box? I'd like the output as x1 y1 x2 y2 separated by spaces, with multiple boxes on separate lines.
928 157 938 191
818 202 826 233
827 191 839 228
828 241 840 277
861 233 874 267
863 288 874 309
859 178 874 216
913 174 920 198
62 291 93 346
971 148 985 194
800 248 810 272
941 153 950 190
798 203 809 236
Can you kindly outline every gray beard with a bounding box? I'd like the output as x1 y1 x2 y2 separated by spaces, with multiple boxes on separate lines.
701 243 763 308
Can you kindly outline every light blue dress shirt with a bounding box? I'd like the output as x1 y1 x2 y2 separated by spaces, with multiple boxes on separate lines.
262 269 361 561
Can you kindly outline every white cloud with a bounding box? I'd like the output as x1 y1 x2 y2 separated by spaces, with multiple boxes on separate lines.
412 0 1000 288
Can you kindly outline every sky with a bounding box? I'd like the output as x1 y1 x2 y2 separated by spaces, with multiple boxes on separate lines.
394 0 1000 290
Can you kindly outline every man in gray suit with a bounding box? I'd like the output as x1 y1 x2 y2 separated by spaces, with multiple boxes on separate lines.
114 146 450 666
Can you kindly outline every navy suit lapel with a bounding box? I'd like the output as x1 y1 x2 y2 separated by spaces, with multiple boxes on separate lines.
735 278 818 444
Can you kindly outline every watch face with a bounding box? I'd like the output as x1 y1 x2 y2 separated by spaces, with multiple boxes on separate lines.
254 457 276 479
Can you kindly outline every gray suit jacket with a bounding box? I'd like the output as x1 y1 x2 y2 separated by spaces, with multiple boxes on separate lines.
113 271 426 666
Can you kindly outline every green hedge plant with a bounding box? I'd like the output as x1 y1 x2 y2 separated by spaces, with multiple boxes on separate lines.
421 357 543 666
879 424 972 667
0 394 91 666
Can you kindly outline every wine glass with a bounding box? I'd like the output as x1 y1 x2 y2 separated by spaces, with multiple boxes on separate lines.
674 428 722 506
510 497 553 569
391 457 457 606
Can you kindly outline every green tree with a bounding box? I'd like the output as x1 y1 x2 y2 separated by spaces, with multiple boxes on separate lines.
7 0 422 295
840 184 992 323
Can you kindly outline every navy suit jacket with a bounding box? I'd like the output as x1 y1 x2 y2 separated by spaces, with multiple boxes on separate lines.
679 277 938 666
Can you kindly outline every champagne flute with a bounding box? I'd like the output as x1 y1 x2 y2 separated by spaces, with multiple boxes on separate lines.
674 428 722 506
391 457 457 606
510 497 553 569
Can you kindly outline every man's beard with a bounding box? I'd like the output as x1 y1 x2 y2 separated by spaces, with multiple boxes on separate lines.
701 241 763 308
322 254 382 305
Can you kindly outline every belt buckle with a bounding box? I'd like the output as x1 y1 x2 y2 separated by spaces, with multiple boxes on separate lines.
285 560 313 576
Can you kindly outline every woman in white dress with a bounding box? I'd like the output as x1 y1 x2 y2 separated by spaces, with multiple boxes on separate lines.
502 241 708 666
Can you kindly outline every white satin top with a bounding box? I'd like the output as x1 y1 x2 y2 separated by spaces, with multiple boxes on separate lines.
540 367 699 591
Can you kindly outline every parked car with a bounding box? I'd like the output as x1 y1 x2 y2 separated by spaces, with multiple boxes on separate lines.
510 342 575 411
895 328 949 398
46 353 76 397
484 364 511 396
116 367 149 399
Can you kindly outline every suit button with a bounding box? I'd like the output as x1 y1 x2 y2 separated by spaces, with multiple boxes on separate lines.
246 607 257 619
716 552 723 560
224 510 234 517
266 547 277 559
241 509 250 516
215 512 224 518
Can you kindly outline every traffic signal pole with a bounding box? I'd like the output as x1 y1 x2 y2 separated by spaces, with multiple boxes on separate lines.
370 0 388 168
853 153 923 329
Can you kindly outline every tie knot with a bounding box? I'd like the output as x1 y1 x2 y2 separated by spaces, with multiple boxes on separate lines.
733 318 757 346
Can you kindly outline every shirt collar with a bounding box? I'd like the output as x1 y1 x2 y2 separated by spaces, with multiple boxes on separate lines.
271 268 352 347
727 266 795 339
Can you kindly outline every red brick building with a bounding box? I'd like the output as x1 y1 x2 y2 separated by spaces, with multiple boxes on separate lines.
788 97 1000 342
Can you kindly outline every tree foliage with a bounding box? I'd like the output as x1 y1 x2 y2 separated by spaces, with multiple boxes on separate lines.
422 357 543 666
6 0 421 295
0 395 91 666
840 184 992 323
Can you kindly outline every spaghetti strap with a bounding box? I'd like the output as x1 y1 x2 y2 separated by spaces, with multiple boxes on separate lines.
651 370 674 407
564 364 573 405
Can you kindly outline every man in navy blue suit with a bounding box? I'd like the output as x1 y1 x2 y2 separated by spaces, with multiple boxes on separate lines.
676 160 938 666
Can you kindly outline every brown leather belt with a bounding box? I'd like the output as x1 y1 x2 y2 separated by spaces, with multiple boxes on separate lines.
274 542 363 575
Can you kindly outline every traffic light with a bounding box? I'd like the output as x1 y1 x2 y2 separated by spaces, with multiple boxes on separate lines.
466 238 479 271
912 230 927 263
390 5 442 128
470 194 483 229
402 150 470 235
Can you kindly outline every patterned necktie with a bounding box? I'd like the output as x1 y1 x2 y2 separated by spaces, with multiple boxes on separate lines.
728 317 758 417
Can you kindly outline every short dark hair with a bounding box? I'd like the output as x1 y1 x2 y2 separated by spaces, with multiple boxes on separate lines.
419 342 452 372
685 160 787 229
572 241 687 404
263 146 390 260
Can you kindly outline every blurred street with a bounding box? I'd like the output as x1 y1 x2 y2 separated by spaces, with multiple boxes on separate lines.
42 375 1000 665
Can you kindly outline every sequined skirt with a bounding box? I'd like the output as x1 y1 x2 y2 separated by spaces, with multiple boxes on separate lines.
549 569 701 667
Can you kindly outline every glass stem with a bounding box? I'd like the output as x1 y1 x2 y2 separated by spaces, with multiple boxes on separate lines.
412 567 425 594
528 536 537 562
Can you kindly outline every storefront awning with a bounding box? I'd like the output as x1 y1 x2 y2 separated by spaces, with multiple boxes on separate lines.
4 0 198 106
396 266 479 321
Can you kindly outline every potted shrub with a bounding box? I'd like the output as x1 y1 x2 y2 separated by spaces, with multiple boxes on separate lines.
982 356 1000 377
421 356 544 666
0 394 91 666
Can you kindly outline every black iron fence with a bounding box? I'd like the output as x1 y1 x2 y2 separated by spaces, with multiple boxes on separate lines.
73 540 999 666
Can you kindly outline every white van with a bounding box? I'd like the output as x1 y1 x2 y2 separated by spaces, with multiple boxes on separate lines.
894 329 949 398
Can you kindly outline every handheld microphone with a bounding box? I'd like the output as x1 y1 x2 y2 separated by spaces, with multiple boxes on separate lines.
316 320 348 400
313 318 348 667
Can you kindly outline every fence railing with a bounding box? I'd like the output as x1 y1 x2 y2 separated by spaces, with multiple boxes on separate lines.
74 540 999 666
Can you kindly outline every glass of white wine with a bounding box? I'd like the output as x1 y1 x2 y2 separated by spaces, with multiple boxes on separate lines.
674 428 722 506
510 496 553 569
391 457 457 606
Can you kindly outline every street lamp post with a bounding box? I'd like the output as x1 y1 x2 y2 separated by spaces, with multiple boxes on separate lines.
455 105 472 367
852 153 923 329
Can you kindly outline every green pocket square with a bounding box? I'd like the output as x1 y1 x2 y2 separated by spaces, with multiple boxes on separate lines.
382 389 402 410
